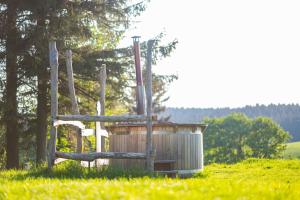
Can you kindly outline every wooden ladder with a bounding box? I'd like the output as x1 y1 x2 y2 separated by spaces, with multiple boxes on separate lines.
48 40 156 172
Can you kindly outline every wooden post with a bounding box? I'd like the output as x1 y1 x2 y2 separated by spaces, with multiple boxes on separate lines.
65 50 82 153
96 65 107 166
132 36 145 115
145 40 155 172
99 65 106 129
48 41 59 169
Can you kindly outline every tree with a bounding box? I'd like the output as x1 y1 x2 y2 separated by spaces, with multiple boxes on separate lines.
203 113 290 164
4 0 20 169
248 117 291 158
0 0 178 167
204 113 252 163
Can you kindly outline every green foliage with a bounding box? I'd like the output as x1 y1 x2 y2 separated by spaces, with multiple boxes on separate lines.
0 159 299 199
248 117 290 158
0 0 178 166
204 113 291 164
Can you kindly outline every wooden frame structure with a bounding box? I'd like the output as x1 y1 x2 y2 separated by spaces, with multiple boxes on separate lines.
48 40 155 172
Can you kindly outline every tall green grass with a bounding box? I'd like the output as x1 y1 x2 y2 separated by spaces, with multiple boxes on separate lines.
0 159 299 200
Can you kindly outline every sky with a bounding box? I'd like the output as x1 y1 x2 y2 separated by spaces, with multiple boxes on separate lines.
120 0 300 108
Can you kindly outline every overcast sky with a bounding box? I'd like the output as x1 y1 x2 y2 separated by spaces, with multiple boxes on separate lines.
121 0 300 108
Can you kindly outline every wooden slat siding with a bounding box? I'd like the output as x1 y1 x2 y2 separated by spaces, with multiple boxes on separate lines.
131 135 136 168
108 132 203 171
127 134 137 167
114 135 119 167
196 135 200 169
116 135 120 167
117 135 120 167
126 135 130 168
189 135 193 169
166 134 170 161
177 134 181 169
48 41 58 169
200 132 204 169
168 134 172 161
136 134 139 167
157 134 162 160
189 135 192 169
121 135 125 169
194 134 198 169
184 134 188 170
197 134 200 168
195 134 198 169
191 134 195 169
142 134 146 167
166 134 170 160
172 134 178 169
177 135 182 169
188 134 192 169
134 135 139 167
184 135 187 170
161 134 164 160
139 134 146 167
181 135 184 170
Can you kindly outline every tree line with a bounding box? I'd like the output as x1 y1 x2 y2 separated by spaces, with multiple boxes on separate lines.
0 0 177 169
159 104 300 141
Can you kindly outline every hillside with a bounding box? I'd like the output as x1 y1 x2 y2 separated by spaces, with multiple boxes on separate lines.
284 142 300 159
0 159 299 199
159 104 300 141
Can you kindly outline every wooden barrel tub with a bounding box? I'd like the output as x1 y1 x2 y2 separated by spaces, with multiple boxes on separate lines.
106 123 207 176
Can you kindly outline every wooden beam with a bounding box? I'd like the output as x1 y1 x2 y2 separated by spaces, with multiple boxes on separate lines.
55 151 147 162
48 41 59 169
53 120 85 129
66 49 82 153
96 65 107 166
57 114 147 122
99 64 106 129
145 40 155 172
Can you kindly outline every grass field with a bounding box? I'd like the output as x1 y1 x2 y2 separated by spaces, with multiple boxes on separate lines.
0 159 299 200
284 142 300 159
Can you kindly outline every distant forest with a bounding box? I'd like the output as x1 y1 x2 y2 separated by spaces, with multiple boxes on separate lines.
159 104 300 142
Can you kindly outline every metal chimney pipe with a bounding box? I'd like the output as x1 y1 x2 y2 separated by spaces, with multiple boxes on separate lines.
132 36 145 115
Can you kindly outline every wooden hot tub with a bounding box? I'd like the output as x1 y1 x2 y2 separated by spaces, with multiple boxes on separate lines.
106 122 207 175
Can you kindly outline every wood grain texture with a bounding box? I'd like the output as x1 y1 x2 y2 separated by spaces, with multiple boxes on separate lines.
65 50 82 153
56 151 147 162
145 40 155 172
109 133 203 171
57 114 147 122
48 41 58 169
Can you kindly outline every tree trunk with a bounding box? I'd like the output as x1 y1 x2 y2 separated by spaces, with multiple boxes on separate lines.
5 0 19 169
36 11 48 164
36 59 48 164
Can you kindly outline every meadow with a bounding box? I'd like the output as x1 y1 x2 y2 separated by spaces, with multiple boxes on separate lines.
0 159 299 200
284 142 300 159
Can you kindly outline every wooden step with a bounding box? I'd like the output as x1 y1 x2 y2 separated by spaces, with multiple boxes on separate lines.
154 160 176 171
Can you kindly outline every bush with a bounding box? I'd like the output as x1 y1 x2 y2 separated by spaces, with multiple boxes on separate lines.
203 113 291 164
